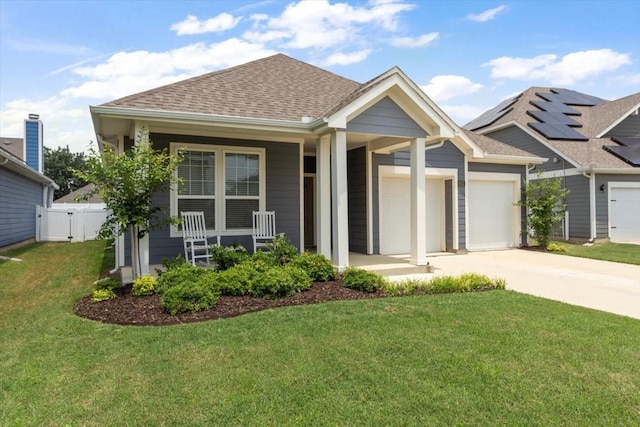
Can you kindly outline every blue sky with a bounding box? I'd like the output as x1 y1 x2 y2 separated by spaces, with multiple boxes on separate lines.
1 0 639 154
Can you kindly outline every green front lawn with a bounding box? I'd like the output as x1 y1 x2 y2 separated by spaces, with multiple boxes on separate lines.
550 240 640 265
1 241 639 426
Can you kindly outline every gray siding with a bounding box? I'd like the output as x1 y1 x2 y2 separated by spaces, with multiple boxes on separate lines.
0 167 42 247
468 163 528 245
125 134 301 264
605 114 640 138
595 174 640 238
372 141 466 252
562 175 590 239
487 126 567 171
347 147 367 253
347 97 425 138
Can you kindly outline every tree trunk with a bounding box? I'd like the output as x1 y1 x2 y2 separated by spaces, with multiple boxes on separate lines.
130 225 140 281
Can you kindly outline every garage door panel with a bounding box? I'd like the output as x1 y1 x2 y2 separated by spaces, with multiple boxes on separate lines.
468 180 516 250
609 186 640 244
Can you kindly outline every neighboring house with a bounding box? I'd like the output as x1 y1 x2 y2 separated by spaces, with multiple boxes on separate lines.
90 54 543 273
465 88 640 244
54 184 104 205
0 116 58 250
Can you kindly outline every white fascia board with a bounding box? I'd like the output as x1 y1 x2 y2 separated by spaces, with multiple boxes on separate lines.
591 167 640 175
455 133 485 158
474 154 547 165
595 102 640 137
90 105 316 135
477 120 581 168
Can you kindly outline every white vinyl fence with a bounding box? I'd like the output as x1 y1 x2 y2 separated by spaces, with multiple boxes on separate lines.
36 204 109 243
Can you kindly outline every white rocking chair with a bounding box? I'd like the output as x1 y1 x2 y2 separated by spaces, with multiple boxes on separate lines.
181 211 220 266
252 211 284 252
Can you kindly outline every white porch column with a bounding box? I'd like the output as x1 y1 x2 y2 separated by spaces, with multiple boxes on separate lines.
133 121 150 275
330 130 349 269
316 136 331 259
410 137 427 265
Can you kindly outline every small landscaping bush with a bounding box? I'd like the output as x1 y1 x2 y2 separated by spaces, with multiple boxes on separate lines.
161 281 220 315
343 267 387 293
157 254 187 276
215 261 263 296
547 242 568 253
249 265 312 298
93 277 119 291
132 275 157 296
264 235 299 266
211 243 250 271
92 288 116 302
289 252 336 282
156 263 214 294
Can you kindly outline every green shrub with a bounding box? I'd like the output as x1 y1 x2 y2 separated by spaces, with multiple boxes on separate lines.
161 281 220 315
249 265 311 298
251 249 279 266
382 278 427 296
289 253 336 282
457 273 496 291
383 274 507 296
132 275 157 296
343 267 387 293
93 277 119 291
211 243 250 271
215 261 259 296
156 263 213 294
426 275 460 294
157 254 187 276
264 235 299 266
547 242 568 253
92 288 116 302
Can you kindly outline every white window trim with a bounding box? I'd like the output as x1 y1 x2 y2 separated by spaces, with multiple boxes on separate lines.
170 143 265 238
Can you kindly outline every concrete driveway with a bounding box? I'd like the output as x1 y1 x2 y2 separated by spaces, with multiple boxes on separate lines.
425 249 640 320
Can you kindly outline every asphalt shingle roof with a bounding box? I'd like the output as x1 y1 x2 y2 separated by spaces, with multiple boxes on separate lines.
102 54 362 122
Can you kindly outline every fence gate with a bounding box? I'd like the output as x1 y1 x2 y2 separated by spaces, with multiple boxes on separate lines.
36 205 108 242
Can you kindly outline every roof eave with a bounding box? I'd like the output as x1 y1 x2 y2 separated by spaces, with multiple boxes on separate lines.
595 101 640 137
472 154 547 165
0 151 58 188
90 105 318 136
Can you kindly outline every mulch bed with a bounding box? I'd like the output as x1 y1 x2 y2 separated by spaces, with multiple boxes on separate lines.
519 245 549 252
74 279 385 326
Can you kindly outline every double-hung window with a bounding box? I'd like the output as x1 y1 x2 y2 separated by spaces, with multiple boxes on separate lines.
171 143 265 236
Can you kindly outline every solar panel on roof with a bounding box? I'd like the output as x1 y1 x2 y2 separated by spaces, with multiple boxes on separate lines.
527 110 582 127
528 122 588 140
604 137 640 166
464 94 520 130
530 100 580 115
550 88 605 106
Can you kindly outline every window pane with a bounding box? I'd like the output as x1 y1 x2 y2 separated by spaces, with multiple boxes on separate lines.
178 199 215 229
226 199 259 229
225 153 259 196
179 151 215 196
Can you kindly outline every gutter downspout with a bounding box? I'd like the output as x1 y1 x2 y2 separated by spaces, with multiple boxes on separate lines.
96 134 121 275
582 168 596 242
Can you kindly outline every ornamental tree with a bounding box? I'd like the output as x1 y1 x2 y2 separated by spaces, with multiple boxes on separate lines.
75 129 183 279
516 173 570 248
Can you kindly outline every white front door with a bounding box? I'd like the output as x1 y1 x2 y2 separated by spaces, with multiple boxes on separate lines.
380 177 443 254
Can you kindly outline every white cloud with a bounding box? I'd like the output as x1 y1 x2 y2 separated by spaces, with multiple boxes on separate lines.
483 49 632 85
390 32 439 48
421 75 484 102
246 0 415 50
467 5 507 22
611 73 640 86
322 49 372 66
170 13 242 35
62 40 277 99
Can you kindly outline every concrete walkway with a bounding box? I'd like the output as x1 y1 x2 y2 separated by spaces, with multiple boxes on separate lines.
381 250 640 320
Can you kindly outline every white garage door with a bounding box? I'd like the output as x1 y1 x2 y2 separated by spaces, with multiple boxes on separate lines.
609 185 640 244
468 179 517 250
380 177 443 255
